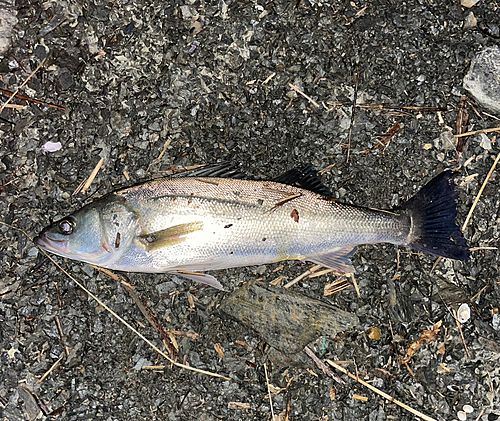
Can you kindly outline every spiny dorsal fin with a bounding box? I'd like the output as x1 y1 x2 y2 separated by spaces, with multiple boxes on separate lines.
172 162 250 180
173 162 331 196
273 164 332 197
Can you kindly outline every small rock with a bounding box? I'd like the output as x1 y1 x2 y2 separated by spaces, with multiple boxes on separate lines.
179 5 193 19
433 131 457 151
463 12 477 30
134 357 152 371
59 68 74 90
0 0 18 56
492 312 500 330
463 405 474 414
220 281 359 355
110 112 132 138
254 265 267 275
457 303 471 323
461 0 481 7
478 133 492 150
463 46 500 116
34 44 49 61
27 247 38 257
42 141 63 152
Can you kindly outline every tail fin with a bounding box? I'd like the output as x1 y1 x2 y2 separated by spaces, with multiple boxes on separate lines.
402 171 469 261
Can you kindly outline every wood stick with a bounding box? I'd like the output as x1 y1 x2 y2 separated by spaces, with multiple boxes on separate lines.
326 360 438 421
462 152 500 231
289 83 320 108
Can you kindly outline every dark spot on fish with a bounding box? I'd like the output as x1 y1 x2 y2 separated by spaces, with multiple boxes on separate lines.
188 193 194 205
172 196 177 201
224 224 233 229
291 209 299 223
230 251 233 254
262 237 266 241
115 232 121 248
257 199 264 206
233 191 241 197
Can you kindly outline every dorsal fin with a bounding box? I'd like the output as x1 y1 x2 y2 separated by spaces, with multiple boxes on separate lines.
273 164 332 197
172 162 250 179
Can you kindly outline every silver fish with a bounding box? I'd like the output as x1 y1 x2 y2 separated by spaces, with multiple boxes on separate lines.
34 164 469 290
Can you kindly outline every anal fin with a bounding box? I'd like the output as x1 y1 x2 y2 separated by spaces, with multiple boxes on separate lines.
306 246 357 273
169 270 225 291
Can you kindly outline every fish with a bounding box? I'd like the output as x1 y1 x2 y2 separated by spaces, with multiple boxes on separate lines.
34 163 469 290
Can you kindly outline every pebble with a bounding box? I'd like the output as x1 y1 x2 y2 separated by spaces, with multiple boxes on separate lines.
461 0 480 7
463 46 500 116
492 312 500 331
457 303 471 323
457 410 467 421
433 131 457 151
463 405 473 413
0 0 17 55
478 133 492 150
463 12 477 30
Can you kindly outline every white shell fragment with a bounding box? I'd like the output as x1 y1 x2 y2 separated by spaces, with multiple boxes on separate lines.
463 405 473 413
457 410 467 421
457 303 471 324
42 141 63 152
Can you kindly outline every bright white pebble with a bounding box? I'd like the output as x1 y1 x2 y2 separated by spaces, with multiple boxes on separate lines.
457 303 471 323
457 410 467 421
463 405 473 413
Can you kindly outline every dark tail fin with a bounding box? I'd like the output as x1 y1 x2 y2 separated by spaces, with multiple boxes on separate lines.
402 171 469 261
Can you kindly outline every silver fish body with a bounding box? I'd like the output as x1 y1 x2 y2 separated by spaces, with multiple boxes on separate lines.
35 165 469 289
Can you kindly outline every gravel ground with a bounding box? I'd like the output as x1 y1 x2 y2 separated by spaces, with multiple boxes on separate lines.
1 0 500 420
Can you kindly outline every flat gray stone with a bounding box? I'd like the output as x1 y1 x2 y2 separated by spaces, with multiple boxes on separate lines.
464 46 500 115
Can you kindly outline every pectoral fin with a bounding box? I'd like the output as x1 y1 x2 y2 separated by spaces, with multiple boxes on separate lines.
138 222 204 251
306 246 358 273
169 270 225 291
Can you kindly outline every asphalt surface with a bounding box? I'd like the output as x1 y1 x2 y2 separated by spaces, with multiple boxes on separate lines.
1 1 500 420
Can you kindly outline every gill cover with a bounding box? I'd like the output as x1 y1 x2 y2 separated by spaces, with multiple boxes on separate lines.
35 194 139 265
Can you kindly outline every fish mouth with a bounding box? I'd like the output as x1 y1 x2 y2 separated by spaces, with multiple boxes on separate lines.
34 232 68 253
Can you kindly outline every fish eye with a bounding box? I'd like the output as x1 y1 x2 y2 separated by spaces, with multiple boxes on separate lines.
58 219 75 235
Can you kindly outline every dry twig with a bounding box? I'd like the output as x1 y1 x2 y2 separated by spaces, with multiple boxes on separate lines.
326 360 438 421
462 152 500 231
284 264 322 288
303 346 345 385
38 354 64 384
81 157 105 195
288 83 319 108
0 58 47 116
454 127 500 138
453 308 471 358
0 87 65 111
264 363 276 420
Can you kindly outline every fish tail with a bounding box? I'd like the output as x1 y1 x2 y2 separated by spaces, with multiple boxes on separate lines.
402 170 469 260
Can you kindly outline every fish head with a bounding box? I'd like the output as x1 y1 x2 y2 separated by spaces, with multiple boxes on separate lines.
34 195 139 266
